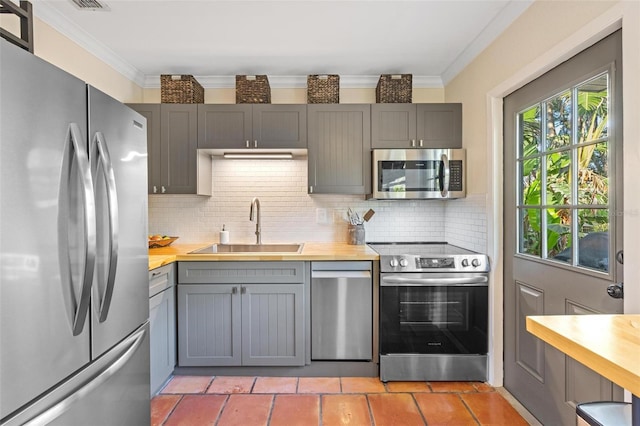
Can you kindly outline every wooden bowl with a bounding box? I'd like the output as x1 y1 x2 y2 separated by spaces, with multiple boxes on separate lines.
148 237 178 248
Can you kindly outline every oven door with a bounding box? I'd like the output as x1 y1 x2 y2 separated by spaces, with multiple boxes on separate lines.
371 148 466 199
380 273 488 356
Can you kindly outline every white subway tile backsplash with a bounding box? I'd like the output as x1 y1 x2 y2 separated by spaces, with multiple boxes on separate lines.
148 158 487 252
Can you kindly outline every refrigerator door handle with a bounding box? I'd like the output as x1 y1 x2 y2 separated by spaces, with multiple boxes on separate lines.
12 326 147 426
58 123 97 336
93 132 119 323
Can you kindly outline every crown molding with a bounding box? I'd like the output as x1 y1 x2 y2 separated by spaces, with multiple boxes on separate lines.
34 2 147 87
441 0 534 85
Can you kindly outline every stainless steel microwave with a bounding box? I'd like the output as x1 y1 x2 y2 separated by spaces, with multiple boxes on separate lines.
371 148 466 200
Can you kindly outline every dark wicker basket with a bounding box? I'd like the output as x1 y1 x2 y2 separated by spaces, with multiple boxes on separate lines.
160 75 204 104
236 75 271 104
307 75 340 104
376 74 412 103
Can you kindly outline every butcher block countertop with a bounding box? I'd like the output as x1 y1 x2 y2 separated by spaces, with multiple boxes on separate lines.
148 242 380 270
526 314 640 396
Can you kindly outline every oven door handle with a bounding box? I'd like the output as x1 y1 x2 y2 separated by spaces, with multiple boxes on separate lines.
381 276 488 286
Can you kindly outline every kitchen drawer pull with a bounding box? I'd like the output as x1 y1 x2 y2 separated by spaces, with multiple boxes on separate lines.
241 286 247 294
232 287 238 294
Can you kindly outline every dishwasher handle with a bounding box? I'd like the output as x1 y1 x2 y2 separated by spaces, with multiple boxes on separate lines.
312 270 371 279
381 275 488 286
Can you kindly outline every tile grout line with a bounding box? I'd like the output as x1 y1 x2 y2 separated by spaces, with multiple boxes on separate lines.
212 394 231 426
159 394 184 426
409 392 429 426
457 393 482 426
264 394 276 426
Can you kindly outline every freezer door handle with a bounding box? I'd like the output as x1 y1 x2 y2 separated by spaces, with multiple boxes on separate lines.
93 132 119 323
8 326 147 426
58 123 96 336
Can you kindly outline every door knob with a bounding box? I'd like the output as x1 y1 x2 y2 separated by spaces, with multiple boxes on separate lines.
606 282 624 299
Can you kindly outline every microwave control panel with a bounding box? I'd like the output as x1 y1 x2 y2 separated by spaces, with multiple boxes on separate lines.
449 161 463 191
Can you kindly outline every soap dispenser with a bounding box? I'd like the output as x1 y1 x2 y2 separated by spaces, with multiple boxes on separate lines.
220 224 229 244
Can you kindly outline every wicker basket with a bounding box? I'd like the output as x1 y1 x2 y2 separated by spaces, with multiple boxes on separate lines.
376 74 412 103
307 75 340 104
160 75 204 104
236 75 271 104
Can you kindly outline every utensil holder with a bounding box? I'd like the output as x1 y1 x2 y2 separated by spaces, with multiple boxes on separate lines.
348 224 365 245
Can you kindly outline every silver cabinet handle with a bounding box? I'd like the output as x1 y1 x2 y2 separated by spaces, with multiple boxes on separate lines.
309 186 314 194
161 185 166 193
59 123 96 336
419 139 424 147
381 276 488 286
410 139 416 147
254 140 258 148
440 153 450 197
246 140 250 148
93 132 119 323
153 185 157 193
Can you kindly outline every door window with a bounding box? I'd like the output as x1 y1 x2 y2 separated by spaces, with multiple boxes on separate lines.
516 72 612 273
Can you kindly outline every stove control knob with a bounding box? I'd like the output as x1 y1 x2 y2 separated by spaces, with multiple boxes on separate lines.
472 259 481 267
389 258 399 268
399 258 409 268
461 258 469 267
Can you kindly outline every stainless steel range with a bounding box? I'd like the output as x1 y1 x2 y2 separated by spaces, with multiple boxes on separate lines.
369 242 490 382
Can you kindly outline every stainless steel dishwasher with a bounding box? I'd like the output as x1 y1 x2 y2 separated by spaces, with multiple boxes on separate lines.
311 261 372 360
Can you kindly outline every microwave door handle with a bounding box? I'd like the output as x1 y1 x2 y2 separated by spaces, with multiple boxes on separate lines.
440 153 450 197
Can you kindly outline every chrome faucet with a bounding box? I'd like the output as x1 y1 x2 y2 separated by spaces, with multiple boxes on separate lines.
249 197 261 244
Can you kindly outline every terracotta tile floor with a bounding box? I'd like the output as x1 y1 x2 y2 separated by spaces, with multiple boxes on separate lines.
152 376 531 426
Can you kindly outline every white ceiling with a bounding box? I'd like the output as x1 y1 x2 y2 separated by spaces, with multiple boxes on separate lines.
33 0 533 88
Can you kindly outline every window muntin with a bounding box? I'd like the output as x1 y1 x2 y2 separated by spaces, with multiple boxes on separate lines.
515 72 610 273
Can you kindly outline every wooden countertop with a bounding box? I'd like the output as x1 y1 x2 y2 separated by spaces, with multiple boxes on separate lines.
149 242 379 270
526 314 640 396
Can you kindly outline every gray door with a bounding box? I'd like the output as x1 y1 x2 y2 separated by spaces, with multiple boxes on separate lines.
503 30 624 426
0 40 91 419
178 284 242 366
252 105 307 149
89 87 149 358
241 283 305 366
197 104 252 149
161 104 198 193
307 104 371 194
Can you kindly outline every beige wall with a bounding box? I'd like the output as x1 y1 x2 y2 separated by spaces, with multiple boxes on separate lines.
445 0 620 195
444 0 640 386
31 18 143 102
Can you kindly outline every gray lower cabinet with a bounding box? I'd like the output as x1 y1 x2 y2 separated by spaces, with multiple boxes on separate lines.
177 262 306 367
307 104 371 194
371 103 462 149
197 104 307 150
149 264 176 396
127 103 211 195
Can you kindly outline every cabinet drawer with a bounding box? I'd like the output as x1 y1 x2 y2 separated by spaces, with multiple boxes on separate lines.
149 264 174 298
178 262 305 284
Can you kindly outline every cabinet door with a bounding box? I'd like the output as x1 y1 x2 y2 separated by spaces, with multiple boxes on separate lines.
252 105 307 149
416 103 462 148
371 103 417 148
127 104 161 194
307 104 371 194
197 104 252 149
241 284 305 366
161 105 198 193
178 284 241 366
149 287 175 396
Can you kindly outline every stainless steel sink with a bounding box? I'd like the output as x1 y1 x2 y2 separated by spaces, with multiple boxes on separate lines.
189 243 303 254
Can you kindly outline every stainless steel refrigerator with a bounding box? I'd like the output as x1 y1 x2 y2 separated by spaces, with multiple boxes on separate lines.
0 40 150 425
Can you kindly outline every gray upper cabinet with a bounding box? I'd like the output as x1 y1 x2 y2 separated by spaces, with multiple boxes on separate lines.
371 103 462 149
307 104 371 194
198 104 307 150
127 103 211 195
